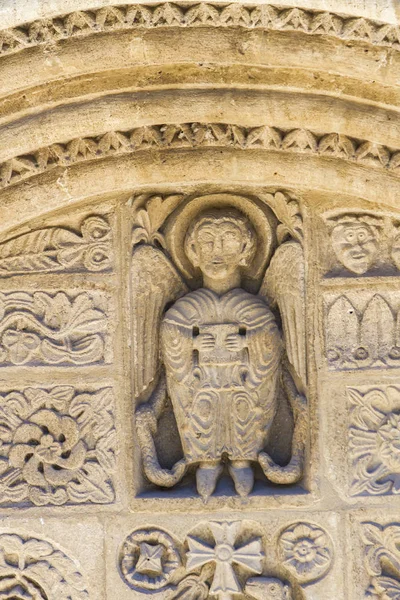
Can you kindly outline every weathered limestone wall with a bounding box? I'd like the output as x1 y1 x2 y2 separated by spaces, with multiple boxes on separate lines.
1 1 400 600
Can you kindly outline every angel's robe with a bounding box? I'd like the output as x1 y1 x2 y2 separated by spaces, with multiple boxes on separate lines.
161 287 283 463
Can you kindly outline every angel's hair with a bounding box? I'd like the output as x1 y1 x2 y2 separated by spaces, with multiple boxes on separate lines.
185 207 257 268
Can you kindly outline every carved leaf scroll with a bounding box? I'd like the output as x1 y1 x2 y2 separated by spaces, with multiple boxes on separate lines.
0 215 112 276
264 191 303 244
0 291 108 366
131 194 183 249
0 532 89 599
362 523 400 597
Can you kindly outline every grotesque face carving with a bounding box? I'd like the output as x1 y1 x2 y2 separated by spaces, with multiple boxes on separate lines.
185 208 256 284
330 220 380 274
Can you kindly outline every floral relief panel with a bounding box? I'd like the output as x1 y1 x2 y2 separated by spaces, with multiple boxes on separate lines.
0 531 90 600
361 522 400 598
0 291 110 366
348 386 400 496
0 386 116 506
0 214 113 276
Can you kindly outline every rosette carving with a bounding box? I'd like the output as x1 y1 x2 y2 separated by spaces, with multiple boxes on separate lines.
278 522 333 584
0 386 116 505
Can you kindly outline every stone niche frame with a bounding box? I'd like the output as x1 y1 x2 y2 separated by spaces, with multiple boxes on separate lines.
2 2 400 599
128 187 313 509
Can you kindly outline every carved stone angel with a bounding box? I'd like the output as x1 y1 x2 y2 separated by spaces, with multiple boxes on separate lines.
133 195 307 500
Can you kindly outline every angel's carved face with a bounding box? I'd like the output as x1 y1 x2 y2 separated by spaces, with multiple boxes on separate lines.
330 221 379 274
185 209 255 284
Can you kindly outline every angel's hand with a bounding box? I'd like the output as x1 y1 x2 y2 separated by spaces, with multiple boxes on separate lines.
225 333 246 351
194 333 216 351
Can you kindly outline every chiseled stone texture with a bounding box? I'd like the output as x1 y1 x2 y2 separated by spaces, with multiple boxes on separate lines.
1 0 400 599
0 0 397 28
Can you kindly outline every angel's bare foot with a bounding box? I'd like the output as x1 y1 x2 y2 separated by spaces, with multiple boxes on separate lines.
196 461 222 501
229 460 254 497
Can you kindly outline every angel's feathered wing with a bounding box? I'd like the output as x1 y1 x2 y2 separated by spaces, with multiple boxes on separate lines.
257 240 307 485
259 240 306 387
131 244 188 400
132 244 188 487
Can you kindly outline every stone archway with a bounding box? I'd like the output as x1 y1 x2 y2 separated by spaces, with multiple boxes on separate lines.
0 2 400 599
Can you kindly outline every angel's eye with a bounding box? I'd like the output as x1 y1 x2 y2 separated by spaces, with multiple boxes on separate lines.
345 232 355 242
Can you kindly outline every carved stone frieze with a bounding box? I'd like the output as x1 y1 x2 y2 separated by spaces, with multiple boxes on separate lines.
0 291 108 366
118 519 334 598
3 124 400 191
0 532 89 599
324 292 400 370
0 386 116 505
0 215 112 276
133 192 307 499
0 3 399 60
348 386 400 496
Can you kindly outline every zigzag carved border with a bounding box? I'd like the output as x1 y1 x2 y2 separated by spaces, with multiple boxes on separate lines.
0 3 399 59
1 122 400 190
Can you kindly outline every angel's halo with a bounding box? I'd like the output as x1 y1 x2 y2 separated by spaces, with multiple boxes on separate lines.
164 193 275 285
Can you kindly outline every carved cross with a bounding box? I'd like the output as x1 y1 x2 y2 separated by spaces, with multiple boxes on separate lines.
186 522 263 600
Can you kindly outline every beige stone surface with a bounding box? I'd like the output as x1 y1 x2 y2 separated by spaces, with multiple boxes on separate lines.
0 0 398 28
1 0 400 599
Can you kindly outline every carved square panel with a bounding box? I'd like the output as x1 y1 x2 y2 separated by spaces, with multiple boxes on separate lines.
0 386 117 506
348 511 400 600
0 290 112 367
323 290 400 371
0 516 105 600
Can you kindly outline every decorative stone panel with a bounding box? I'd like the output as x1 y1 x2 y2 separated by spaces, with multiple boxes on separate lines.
108 513 342 600
2 0 400 597
0 531 90 599
0 386 116 506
